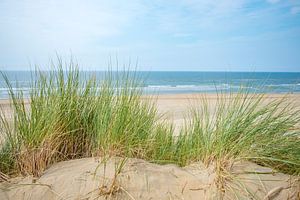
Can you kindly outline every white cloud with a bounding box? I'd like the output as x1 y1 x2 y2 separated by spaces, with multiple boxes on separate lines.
0 0 299 70
0 0 146 52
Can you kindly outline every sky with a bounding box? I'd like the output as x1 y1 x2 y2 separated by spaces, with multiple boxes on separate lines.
0 0 300 72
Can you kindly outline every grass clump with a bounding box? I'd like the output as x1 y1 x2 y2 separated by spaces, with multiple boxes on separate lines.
179 91 300 177
0 60 171 177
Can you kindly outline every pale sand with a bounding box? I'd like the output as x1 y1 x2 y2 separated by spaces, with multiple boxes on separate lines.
0 158 299 199
0 94 300 199
153 93 300 133
154 93 300 118
1 93 300 123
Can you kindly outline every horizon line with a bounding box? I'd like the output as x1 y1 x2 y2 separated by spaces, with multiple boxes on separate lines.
1 69 300 73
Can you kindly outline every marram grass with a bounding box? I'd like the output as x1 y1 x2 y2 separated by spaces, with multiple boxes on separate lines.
0 62 299 181
179 91 300 175
0 61 171 177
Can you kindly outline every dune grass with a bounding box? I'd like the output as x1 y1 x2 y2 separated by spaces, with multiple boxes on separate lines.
177 90 300 182
161 90 300 194
0 61 299 184
0 60 172 177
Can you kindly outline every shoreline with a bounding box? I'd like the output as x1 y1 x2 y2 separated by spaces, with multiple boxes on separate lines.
1 92 300 101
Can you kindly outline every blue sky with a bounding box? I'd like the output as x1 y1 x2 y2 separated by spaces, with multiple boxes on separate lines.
0 0 300 71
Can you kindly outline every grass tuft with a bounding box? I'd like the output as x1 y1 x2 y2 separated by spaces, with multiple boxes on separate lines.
0 60 170 177
180 91 300 191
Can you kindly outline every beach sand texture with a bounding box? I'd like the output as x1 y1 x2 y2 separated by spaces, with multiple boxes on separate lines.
154 94 300 133
1 157 299 200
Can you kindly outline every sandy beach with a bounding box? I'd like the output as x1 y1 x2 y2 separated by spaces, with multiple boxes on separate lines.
2 93 299 128
1 93 300 199
154 93 300 133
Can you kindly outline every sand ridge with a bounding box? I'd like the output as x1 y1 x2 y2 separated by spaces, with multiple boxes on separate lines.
0 157 299 200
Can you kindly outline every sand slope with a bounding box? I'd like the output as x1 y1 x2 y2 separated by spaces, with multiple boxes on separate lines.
1 94 300 199
0 157 299 200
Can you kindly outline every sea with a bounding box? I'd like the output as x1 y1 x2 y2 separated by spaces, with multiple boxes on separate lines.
0 71 300 99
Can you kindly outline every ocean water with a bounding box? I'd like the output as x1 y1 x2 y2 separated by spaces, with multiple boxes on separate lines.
0 71 300 98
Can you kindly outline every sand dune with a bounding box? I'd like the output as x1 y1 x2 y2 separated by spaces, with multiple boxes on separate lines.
0 157 299 200
1 94 300 199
